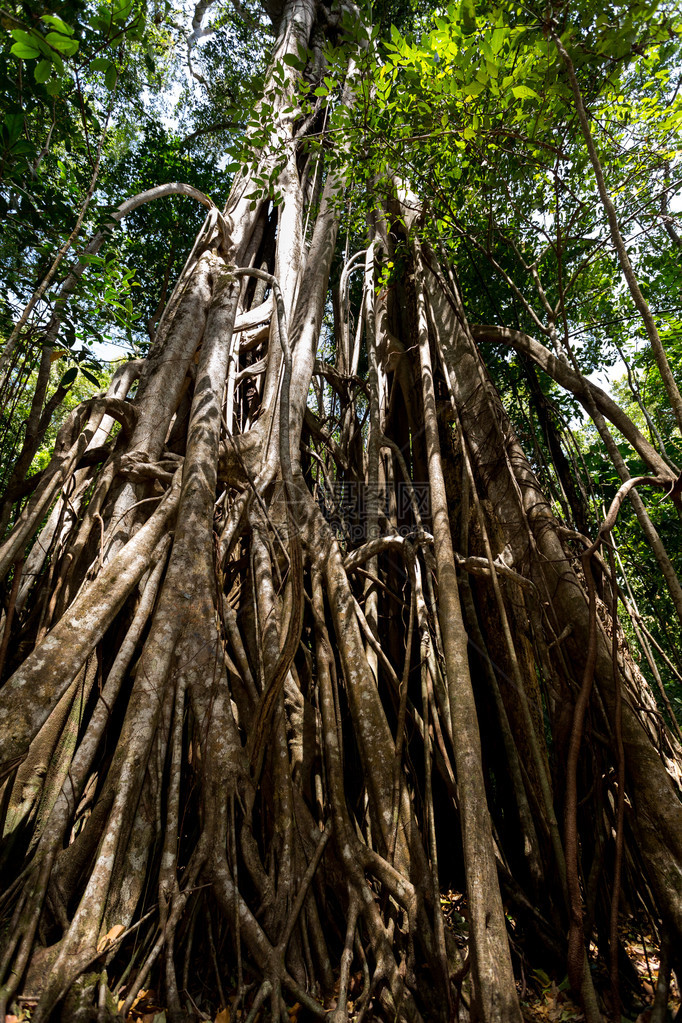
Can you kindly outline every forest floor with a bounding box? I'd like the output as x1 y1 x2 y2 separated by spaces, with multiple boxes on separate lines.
517 931 679 1023
3 901 678 1023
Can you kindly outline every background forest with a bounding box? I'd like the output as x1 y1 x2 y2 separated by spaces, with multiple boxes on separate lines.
0 0 681 1021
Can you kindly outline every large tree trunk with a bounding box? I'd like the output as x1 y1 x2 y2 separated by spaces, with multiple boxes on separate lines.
0 4 680 1022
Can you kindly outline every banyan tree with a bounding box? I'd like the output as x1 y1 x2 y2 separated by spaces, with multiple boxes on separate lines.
0 0 681 1020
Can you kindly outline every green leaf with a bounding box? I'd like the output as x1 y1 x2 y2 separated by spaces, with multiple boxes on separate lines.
45 78 61 95
34 59 52 83
104 63 118 89
533 968 552 990
112 0 133 22
461 8 476 34
11 140 34 155
90 57 112 70
4 112 24 143
490 27 506 54
45 32 79 55
511 84 539 100
10 38 40 59
40 14 74 35
88 12 111 33
282 53 302 68
462 79 486 97
33 38 58 63
10 29 37 47
48 50 64 75
59 366 78 388
81 366 101 386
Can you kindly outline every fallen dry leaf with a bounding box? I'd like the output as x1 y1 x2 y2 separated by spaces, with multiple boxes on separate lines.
215 1009 230 1023
97 923 125 953
127 988 150 1014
